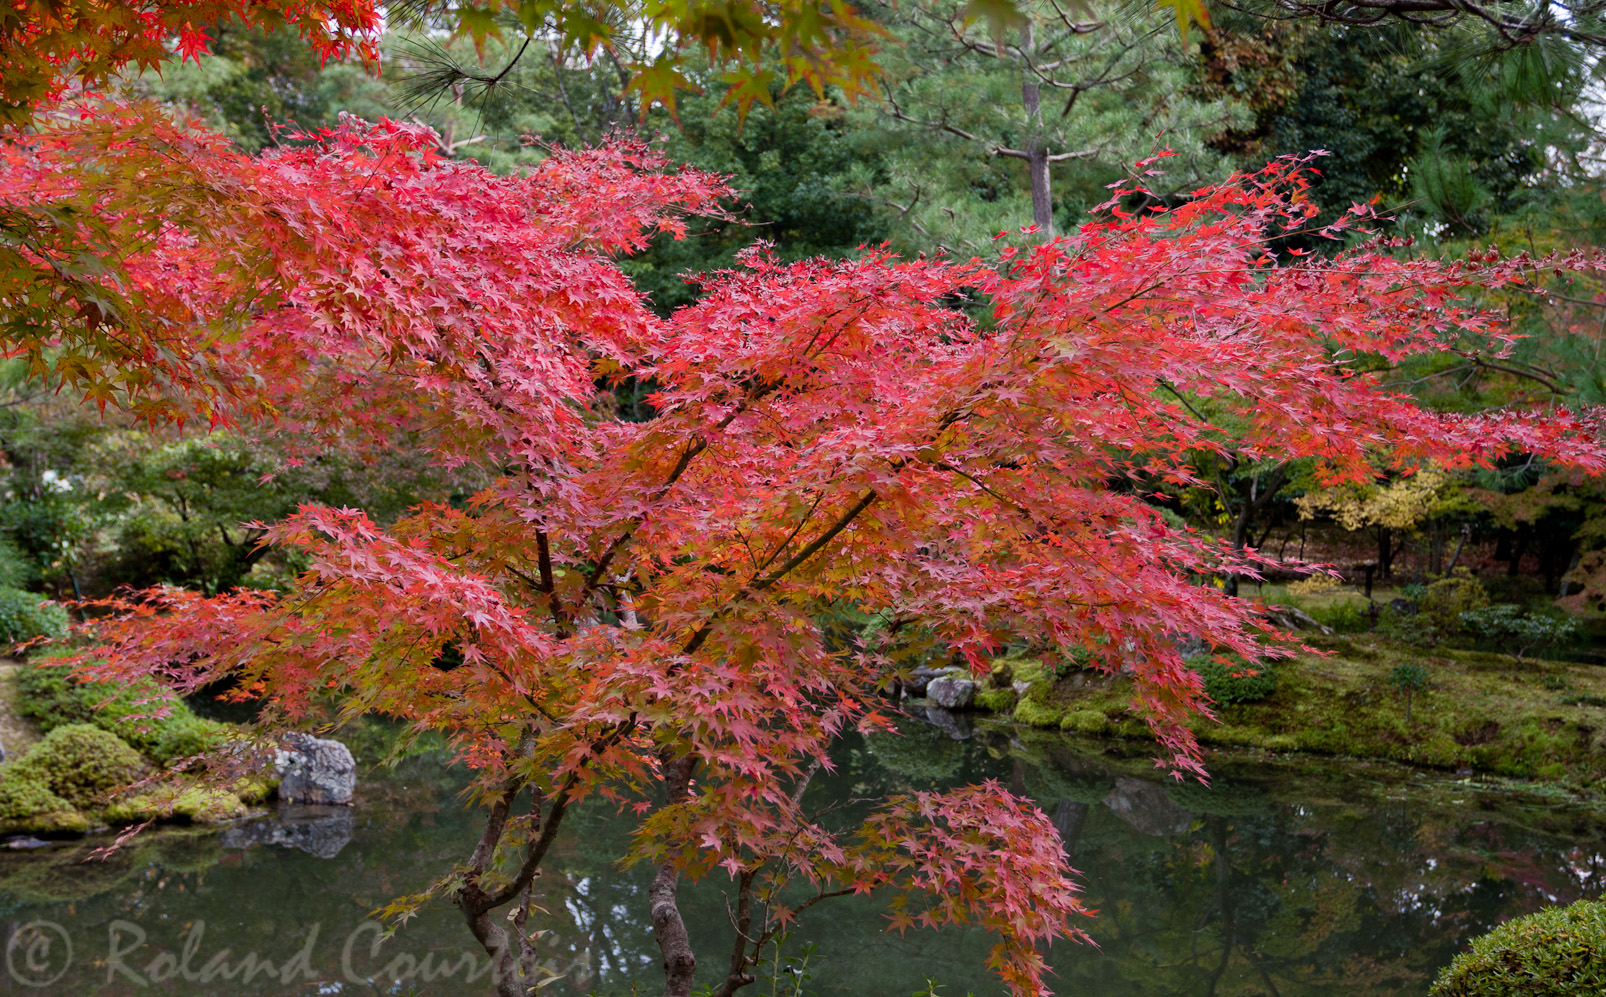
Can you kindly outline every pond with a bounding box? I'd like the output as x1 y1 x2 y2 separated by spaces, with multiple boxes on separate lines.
1 716 1602 996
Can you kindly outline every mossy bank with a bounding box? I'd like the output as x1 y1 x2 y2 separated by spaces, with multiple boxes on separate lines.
970 636 1606 792
0 655 270 836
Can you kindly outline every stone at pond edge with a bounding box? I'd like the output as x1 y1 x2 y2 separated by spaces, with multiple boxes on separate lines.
926 676 977 710
275 733 356 805
901 666 945 697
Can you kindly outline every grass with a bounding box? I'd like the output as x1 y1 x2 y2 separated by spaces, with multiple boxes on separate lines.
995 636 1606 793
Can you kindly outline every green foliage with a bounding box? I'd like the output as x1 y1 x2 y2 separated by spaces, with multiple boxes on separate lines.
0 763 78 827
1383 576 1489 646
1306 599 1371 634
1388 662 1428 693
1431 899 1606 997
1190 656 1278 704
1459 605 1580 661
1254 26 1590 242
0 587 68 645
15 724 145 809
18 660 230 765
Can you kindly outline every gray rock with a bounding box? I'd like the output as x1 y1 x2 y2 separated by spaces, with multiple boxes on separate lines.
1172 633 1210 659
902 666 945 697
221 803 354 859
275 733 356 805
1011 680 1032 698
0 738 6 763
926 676 977 710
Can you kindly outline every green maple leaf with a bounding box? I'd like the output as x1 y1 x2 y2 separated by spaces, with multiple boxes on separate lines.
629 57 702 122
719 68 778 127
455 4 504 57
962 0 1027 50
1157 0 1211 40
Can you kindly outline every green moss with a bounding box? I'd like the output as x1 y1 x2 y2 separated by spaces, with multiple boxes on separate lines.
1012 694 1064 728
18 723 145 808
1431 899 1605 996
103 783 247 825
0 763 83 833
17 656 231 765
972 686 1017 713
1060 709 1111 735
985 638 1606 792
232 775 277 805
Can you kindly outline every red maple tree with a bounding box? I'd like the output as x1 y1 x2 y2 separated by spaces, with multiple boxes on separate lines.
8 88 1606 997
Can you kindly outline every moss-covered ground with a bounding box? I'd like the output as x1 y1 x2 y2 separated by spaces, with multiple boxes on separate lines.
991 636 1606 793
0 653 266 836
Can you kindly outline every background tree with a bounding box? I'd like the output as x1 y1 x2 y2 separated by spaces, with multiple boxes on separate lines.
856 0 1247 245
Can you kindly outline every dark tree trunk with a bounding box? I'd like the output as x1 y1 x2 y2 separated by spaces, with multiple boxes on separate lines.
1508 527 1528 577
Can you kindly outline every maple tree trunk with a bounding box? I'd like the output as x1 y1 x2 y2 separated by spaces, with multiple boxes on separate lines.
653 753 699 997
456 793 528 997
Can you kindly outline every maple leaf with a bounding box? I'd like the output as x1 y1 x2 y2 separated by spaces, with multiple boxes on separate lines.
629 57 703 123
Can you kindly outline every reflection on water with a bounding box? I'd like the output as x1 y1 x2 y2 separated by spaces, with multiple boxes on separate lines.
2 719 1603 996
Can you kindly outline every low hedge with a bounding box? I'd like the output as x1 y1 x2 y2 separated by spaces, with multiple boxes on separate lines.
1431 899 1606 997
18 658 229 764
0 587 68 646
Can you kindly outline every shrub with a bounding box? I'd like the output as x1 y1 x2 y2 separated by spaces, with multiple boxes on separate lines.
1306 599 1371 634
1388 662 1429 723
1382 576 1490 647
0 587 68 646
1459 605 1580 661
0 764 77 826
17 724 146 808
1419 575 1489 632
18 659 230 764
1431 899 1606 997
1190 656 1277 704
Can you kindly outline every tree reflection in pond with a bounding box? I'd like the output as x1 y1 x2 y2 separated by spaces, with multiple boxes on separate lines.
1 723 1602 996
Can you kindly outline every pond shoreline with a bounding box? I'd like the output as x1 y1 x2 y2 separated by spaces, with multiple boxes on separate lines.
903 633 1606 800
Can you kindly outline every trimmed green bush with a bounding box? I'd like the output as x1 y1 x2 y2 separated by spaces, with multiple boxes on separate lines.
1459 605 1580 661
1307 599 1371 634
0 764 79 830
1431 899 1606 997
0 587 68 646
1190 656 1277 704
1386 575 1490 646
18 724 145 808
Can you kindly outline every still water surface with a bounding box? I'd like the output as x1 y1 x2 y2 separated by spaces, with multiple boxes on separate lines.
1 718 1602 996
